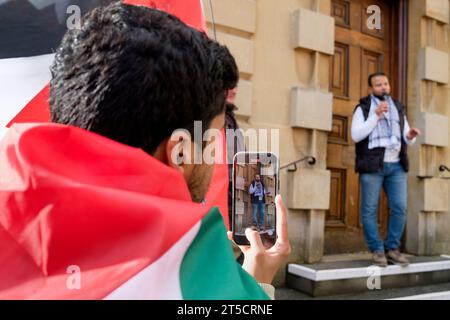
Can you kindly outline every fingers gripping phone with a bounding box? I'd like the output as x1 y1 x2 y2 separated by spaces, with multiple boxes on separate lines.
232 152 279 247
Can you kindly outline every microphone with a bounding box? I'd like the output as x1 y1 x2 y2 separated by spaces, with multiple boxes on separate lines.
380 93 389 116
379 92 390 101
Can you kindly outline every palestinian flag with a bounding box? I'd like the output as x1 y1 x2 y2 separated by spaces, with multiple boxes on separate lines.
0 123 268 300
0 0 230 226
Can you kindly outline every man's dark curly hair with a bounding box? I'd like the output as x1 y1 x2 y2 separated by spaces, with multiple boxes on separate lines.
50 1 238 154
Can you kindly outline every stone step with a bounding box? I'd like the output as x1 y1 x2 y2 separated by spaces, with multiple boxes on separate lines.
389 290 450 300
286 255 450 297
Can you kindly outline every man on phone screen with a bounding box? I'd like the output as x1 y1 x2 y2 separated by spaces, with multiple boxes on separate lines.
249 174 270 231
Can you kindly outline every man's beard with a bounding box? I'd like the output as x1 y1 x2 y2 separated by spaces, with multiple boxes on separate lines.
187 164 214 203
374 91 389 100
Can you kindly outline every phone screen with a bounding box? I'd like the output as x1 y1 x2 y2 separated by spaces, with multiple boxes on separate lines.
232 152 279 247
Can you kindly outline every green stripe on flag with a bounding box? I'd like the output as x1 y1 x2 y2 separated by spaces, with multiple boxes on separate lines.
180 207 269 300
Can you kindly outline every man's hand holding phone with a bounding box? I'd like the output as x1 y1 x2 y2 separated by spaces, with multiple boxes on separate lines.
228 195 291 284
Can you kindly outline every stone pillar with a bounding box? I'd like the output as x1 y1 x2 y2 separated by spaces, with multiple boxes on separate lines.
406 0 450 256
287 0 334 264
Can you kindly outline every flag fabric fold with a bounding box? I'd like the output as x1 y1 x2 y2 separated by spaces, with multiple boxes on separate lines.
0 123 266 300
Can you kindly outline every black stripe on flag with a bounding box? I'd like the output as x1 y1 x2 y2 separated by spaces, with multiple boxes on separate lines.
0 0 114 59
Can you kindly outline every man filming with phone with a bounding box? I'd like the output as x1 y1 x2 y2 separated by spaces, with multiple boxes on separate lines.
352 72 421 267
0 2 290 299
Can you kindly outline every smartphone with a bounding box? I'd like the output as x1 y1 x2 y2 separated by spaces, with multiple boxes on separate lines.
232 152 279 247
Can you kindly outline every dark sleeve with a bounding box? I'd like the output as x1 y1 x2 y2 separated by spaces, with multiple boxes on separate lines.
395 100 406 113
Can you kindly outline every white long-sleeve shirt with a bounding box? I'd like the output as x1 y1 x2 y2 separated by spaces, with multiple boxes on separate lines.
351 107 416 163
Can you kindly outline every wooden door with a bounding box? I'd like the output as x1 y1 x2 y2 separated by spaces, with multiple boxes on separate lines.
325 0 406 254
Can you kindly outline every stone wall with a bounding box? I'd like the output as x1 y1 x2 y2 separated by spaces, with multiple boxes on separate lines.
406 0 450 256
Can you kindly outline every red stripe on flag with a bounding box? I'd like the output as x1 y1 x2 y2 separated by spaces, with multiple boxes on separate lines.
6 84 51 127
123 0 206 32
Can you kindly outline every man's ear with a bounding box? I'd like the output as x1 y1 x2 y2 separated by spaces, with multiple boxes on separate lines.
165 131 193 177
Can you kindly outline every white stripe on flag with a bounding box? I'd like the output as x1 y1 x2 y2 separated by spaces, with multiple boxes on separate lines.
0 54 54 139
105 221 201 300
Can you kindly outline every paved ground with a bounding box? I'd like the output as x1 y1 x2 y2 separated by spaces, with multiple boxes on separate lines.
275 282 450 300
